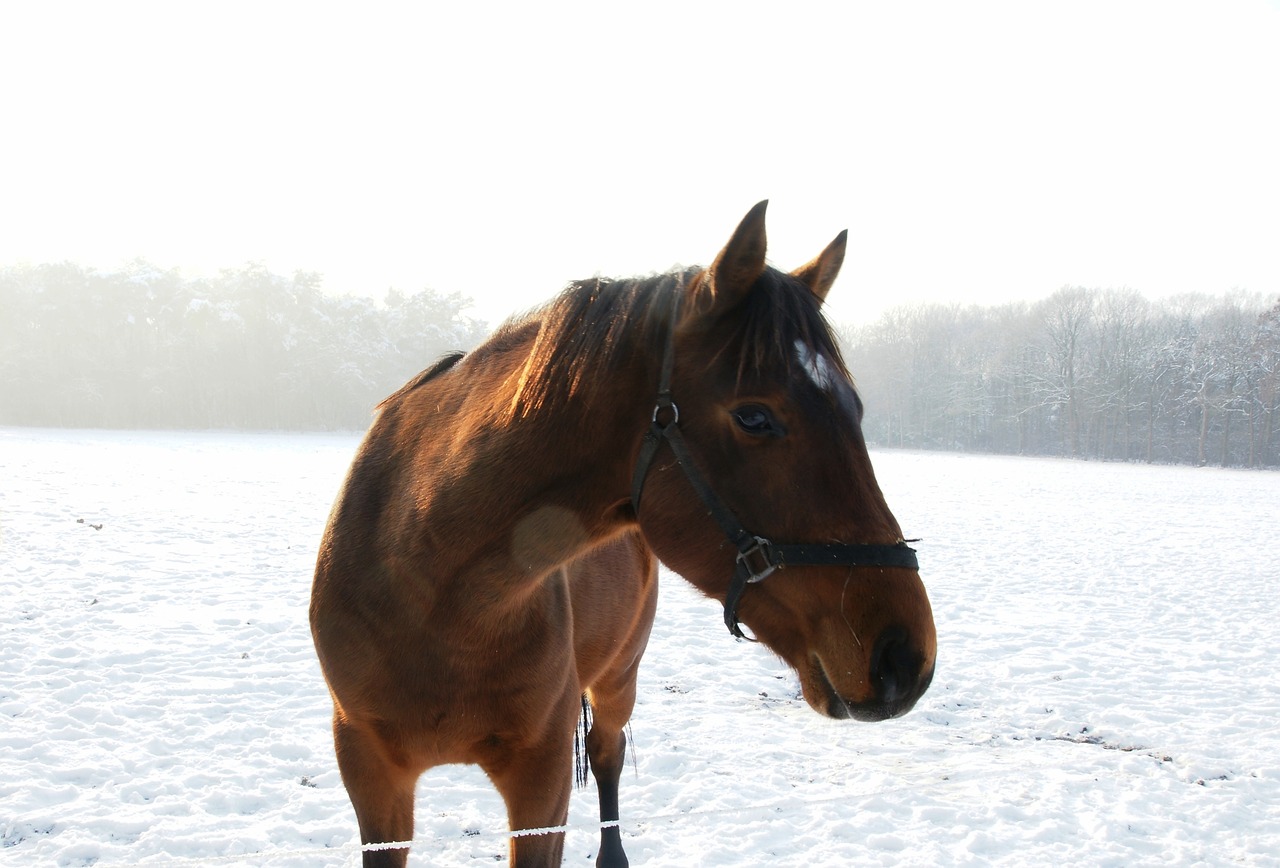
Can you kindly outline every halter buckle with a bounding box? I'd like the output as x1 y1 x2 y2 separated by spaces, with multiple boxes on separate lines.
736 536 779 583
651 399 679 426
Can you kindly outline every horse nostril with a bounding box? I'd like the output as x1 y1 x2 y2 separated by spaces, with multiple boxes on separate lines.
871 627 920 706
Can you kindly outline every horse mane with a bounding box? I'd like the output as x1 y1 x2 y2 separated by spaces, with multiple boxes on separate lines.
500 270 690 420
499 264 851 421
376 351 466 411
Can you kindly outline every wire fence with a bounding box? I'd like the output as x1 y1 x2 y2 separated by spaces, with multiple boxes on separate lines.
124 768 1022 866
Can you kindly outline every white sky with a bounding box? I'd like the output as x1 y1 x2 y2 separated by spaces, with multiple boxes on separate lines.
2 0 1278 328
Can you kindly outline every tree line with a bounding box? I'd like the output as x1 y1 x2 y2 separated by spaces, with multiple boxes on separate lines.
841 288 1280 468
0 261 488 430
4 262 1278 468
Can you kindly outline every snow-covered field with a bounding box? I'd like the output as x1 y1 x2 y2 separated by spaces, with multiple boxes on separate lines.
2 427 1278 866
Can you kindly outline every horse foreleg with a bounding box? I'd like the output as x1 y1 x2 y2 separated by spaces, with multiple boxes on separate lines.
582 570 652 868
484 736 576 868
333 713 419 868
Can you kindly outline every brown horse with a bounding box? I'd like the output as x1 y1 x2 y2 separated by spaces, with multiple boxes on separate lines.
310 202 937 867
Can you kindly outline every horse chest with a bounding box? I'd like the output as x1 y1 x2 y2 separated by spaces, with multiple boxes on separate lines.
381 639 579 767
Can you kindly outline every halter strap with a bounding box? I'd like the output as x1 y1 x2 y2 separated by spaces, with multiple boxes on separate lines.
630 291 919 639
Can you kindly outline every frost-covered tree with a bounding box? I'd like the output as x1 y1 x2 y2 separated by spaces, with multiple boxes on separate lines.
0 261 488 430
831 289 1275 468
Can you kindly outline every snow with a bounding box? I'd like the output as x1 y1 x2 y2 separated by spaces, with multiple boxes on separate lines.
2 427 1278 866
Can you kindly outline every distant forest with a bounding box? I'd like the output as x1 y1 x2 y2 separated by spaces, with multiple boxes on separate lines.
3 262 1277 468
0 261 488 430
841 288 1280 468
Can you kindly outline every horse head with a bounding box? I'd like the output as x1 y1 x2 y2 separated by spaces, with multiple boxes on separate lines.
633 201 937 722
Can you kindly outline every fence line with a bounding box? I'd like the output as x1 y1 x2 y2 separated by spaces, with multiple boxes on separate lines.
130 767 1022 866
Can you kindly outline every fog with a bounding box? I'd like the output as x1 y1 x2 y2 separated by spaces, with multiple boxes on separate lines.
0 262 485 431
843 289 1279 468
3 2 1279 330
3 260 1276 468
5 3 1279 453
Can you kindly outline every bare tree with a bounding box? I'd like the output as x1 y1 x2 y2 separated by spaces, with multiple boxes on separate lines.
1037 287 1095 457
826 288 1276 469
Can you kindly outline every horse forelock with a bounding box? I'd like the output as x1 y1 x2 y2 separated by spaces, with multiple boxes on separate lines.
728 267 851 393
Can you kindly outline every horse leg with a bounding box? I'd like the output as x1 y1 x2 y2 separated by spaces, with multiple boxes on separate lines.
573 541 656 868
333 713 419 868
484 729 577 867
585 679 638 868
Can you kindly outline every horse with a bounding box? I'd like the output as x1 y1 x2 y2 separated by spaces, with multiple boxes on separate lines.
310 201 937 867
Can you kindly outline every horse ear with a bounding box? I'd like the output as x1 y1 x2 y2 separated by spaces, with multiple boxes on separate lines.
683 201 769 327
790 229 847 304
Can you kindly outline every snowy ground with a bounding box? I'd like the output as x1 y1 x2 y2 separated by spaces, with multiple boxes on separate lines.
2 427 1278 866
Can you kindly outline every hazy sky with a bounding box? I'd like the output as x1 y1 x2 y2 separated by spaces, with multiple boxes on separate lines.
3 0 1278 328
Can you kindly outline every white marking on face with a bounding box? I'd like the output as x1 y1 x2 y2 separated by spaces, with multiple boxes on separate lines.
795 340 837 393
795 339 864 427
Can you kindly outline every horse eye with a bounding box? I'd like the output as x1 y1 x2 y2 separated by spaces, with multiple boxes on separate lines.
732 405 781 436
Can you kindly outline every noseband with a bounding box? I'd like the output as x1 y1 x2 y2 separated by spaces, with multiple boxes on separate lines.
630 295 919 640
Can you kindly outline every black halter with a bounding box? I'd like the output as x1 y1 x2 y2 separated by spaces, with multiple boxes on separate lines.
630 294 919 639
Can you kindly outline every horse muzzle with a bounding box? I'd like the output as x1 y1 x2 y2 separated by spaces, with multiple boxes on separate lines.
809 627 936 722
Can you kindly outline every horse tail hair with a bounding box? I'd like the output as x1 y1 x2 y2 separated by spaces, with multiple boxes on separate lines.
573 693 592 789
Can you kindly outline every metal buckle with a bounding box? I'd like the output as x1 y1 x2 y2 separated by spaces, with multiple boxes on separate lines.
652 400 679 426
736 536 778 583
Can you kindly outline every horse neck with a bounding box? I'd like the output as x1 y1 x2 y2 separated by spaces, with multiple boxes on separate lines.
420 323 660 600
